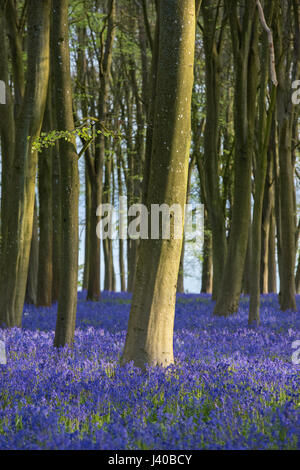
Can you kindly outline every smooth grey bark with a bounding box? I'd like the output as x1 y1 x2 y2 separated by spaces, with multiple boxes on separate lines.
121 0 196 369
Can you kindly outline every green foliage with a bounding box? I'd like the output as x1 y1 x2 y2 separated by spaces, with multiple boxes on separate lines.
31 119 121 155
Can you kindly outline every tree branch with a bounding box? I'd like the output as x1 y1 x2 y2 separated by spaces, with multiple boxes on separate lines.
256 0 278 86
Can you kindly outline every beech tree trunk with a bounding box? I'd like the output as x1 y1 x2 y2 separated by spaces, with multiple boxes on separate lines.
249 0 277 325
260 152 274 294
274 0 299 311
117 145 126 292
202 0 226 300
25 198 39 305
52 0 79 347
0 0 51 328
268 205 277 293
121 0 196 369
37 92 53 306
201 207 213 294
86 0 115 301
177 156 194 293
214 0 257 317
50 72 61 304
242 225 252 295
0 5 15 263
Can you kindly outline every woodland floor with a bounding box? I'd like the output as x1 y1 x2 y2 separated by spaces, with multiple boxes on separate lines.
0 292 299 449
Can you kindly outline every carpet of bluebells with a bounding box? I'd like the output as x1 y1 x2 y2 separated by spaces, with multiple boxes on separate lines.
0 291 300 450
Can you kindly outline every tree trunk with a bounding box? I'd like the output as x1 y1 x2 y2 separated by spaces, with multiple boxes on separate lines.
76 27 91 292
277 117 296 311
177 247 185 293
295 253 300 294
249 83 277 325
0 0 51 328
201 207 213 294
268 205 277 293
52 0 79 347
37 92 53 306
177 156 194 293
0 5 15 263
202 0 226 300
86 0 116 301
121 0 195 369
274 1 299 311
87 179 101 300
25 199 39 305
260 147 275 293
242 225 252 295
117 146 126 291
83 161 91 291
103 151 115 291
249 0 277 325
51 74 61 303
214 0 257 317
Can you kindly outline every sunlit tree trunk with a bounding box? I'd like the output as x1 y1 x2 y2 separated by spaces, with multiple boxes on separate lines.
121 0 196 369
